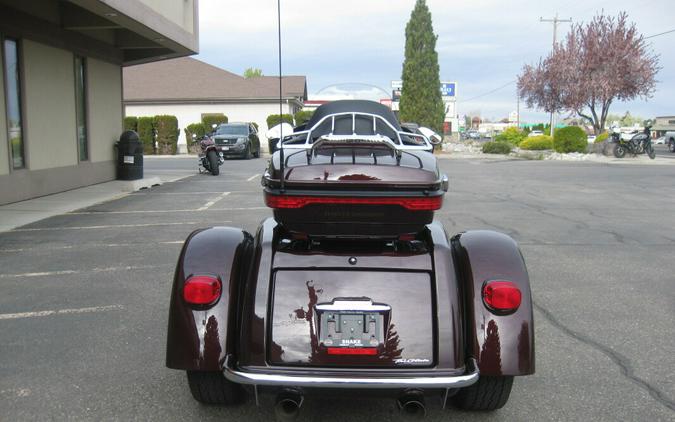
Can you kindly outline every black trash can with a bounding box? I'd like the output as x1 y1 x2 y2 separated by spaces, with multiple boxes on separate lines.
115 130 143 180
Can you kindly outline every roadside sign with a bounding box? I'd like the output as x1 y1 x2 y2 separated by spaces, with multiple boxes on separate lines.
440 82 456 98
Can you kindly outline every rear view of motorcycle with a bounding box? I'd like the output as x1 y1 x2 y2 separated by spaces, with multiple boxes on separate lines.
193 124 224 175
611 124 655 159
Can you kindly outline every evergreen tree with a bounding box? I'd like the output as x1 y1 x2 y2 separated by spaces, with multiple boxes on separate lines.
400 0 445 133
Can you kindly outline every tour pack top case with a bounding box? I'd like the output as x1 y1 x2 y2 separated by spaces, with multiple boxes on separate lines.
262 100 447 237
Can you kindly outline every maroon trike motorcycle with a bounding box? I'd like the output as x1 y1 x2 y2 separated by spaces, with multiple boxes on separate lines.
167 100 534 419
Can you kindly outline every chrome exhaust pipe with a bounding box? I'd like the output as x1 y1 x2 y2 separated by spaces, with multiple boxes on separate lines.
397 390 426 420
274 390 303 422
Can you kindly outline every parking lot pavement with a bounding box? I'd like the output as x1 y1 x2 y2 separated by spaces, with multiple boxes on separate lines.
1 156 674 421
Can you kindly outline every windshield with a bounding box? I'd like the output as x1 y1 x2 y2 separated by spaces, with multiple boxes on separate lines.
215 124 248 135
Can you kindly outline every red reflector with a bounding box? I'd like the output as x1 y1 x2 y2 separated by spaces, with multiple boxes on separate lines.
482 281 522 313
326 347 378 356
265 193 442 211
183 275 221 305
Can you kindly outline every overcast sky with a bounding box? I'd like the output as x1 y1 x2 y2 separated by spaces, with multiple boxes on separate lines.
196 0 675 123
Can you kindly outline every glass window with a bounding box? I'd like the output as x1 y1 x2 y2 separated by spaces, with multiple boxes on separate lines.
74 56 88 161
3 38 24 169
215 124 248 136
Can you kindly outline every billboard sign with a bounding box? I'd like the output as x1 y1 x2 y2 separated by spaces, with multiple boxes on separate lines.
440 82 456 98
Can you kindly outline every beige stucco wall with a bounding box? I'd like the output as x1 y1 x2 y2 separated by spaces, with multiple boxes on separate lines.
137 0 195 34
88 58 122 163
23 40 77 171
0 53 7 176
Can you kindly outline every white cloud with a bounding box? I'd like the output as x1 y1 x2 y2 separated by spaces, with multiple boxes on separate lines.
196 0 675 121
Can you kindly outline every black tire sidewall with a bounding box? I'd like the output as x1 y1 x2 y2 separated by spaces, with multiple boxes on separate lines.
207 150 219 175
613 144 626 158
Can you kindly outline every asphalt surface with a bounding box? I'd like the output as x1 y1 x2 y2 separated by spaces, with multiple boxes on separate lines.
1 155 674 421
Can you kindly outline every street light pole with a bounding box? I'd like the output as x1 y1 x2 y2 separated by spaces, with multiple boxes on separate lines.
540 13 572 136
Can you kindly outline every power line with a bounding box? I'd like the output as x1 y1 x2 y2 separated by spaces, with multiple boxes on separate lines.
462 80 516 103
645 28 675 39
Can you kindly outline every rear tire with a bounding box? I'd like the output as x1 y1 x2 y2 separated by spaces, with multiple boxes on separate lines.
647 144 655 159
613 144 626 158
244 144 252 160
669 140 675 153
186 371 246 405
207 150 219 175
453 376 514 411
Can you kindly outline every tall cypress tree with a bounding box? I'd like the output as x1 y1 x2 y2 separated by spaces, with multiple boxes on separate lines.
400 0 445 133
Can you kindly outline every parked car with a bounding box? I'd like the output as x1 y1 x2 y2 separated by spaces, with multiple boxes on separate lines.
587 135 597 143
667 131 675 152
653 136 665 145
466 130 481 140
528 130 543 137
166 100 535 419
212 123 260 159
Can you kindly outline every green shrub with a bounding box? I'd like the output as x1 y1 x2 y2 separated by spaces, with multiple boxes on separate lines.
294 110 314 126
154 115 179 155
201 113 228 130
595 132 609 143
266 113 294 128
184 123 206 154
494 126 526 145
520 135 553 150
553 126 587 153
124 116 138 132
482 141 513 154
137 116 155 154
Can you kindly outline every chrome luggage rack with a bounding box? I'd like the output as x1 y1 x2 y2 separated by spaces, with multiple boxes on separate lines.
278 112 436 152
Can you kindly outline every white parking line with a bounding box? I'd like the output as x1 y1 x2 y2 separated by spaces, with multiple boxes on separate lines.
0 240 184 253
11 221 208 232
0 304 124 320
198 192 230 211
0 264 165 279
209 206 267 211
246 174 261 182
69 209 199 214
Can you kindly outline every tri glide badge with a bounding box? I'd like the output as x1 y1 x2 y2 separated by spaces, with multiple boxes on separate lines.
394 358 430 365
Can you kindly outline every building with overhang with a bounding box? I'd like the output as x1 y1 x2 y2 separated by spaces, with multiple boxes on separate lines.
652 116 675 136
123 57 307 152
0 0 198 205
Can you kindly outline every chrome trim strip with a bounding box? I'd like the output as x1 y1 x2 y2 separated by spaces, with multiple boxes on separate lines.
223 356 479 389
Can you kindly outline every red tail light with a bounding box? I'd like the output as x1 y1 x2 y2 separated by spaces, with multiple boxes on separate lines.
183 275 222 306
482 281 521 313
265 193 442 211
326 347 378 356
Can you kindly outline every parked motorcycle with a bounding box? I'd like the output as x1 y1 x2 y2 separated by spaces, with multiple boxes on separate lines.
610 125 655 159
193 124 224 175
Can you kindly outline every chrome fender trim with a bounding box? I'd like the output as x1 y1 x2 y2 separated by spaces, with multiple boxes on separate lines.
223 356 479 389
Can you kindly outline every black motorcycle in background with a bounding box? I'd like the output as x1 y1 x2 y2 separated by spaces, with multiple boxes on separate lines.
192 124 223 175
610 125 655 160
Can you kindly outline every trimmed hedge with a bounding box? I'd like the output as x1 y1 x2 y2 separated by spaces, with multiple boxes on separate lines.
553 126 587 153
154 115 179 155
124 116 138 132
482 141 512 154
137 116 155 154
267 113 294 128
520 135 553 150
294 110 314 126
184 123 206 154
494 127 526 145
201 113 228 130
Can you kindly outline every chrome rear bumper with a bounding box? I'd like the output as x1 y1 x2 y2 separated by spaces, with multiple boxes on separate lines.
223 356 479 389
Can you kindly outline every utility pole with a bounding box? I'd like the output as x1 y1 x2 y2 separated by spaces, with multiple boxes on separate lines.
540 13 572 136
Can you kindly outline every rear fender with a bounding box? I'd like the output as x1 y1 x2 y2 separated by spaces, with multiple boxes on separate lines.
166 227 253 371
451 230 535 376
